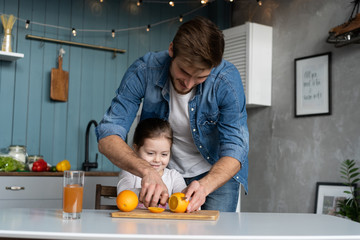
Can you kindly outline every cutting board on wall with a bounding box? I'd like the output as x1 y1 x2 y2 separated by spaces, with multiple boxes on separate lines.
50 56 69 102
111 209 219 220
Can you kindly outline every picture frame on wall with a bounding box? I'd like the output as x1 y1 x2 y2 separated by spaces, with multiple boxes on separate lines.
294 52 331 117
314 182 356 216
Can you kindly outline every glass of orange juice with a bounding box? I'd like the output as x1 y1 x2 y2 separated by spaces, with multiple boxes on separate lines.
63 171 84 220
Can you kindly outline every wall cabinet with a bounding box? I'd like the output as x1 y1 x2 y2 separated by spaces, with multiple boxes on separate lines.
223 22 273 108
0 175 118 209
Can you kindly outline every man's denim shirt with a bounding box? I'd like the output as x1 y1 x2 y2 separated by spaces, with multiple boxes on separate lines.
96 50 249 193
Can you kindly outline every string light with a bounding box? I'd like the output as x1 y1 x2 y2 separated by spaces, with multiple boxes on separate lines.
25 20 30 29
137 0 142 6
112 29 115 38
169 1 175 7
0 4 207 36
256 0 262 6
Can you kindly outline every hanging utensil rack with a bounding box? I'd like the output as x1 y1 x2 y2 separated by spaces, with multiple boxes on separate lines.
26 34 126 55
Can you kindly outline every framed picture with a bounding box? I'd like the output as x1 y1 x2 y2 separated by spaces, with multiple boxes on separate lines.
315 182 356 215
295 52 331 117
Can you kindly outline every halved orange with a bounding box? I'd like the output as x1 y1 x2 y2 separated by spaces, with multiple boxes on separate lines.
148 207 165 213
168 192 189 213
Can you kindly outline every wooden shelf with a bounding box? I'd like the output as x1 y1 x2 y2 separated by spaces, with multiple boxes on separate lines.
0 50 24 61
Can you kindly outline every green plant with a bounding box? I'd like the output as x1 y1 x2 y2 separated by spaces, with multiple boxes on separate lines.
336 159 360 222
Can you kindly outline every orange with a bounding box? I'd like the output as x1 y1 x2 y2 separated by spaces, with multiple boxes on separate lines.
168 192 189 213
116 190 138 212
148 207 165 213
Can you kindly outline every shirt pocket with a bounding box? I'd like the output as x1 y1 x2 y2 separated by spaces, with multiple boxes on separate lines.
199 112 219 138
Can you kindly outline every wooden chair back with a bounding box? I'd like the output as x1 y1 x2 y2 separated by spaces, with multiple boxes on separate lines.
95 184 118 210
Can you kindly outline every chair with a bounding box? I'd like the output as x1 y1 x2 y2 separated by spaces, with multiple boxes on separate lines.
95 184 118 210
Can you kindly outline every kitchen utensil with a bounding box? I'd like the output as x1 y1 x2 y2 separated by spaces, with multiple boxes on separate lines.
111 208 219 220
51 56 69 102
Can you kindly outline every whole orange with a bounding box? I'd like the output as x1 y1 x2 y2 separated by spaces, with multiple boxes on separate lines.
168 192 189 213
116 190 138 212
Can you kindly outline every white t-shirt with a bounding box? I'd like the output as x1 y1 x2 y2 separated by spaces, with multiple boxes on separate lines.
117 168 187 196
168 81 212 178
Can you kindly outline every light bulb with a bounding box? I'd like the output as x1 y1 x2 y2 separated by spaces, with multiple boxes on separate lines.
179 15 183 22
25 20 30 29
146 25 150 32
72 28 77 37
201 0 207 4
112 29 115 38
169 1 174 7
137 0 142 6
257 0 262 6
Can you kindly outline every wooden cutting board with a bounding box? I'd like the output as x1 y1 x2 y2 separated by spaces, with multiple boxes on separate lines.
111 209 219 221
50 56 69 102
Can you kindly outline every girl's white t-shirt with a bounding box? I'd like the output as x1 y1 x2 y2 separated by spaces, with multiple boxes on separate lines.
117 168 187 196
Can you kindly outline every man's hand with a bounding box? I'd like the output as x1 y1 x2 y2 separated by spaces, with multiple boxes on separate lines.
182 180 207 213
140 169 169 207
182 156 241 212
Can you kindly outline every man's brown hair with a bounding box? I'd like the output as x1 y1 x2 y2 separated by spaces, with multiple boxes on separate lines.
172 17 224 68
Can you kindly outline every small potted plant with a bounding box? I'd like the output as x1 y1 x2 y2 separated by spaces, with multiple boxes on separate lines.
336 159 360 222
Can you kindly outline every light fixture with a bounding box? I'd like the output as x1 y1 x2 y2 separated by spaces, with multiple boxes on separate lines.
169 1 174 7
256 0 262 6
179 15 183 22
229 0 234 2
25 20 30 29
201 0 207 5
146 25 150 32
100 0 103 2
137 0 142 6
112 29 115 38
72 28 77 37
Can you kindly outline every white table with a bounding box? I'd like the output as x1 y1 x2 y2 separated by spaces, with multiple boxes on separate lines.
0 208 360 240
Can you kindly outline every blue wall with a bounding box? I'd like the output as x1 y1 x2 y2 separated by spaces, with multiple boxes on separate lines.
0 0 230 171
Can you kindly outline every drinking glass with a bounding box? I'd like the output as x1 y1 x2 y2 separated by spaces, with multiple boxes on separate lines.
63 171 84 220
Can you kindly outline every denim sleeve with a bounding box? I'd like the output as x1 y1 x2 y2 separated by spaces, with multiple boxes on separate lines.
216 68 249 167
96 59 147 142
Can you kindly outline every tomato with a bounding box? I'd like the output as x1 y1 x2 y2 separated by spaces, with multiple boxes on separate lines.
32 159 48 172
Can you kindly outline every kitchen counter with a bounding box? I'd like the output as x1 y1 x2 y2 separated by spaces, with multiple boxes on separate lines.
0 171 118 176
0 208 360 240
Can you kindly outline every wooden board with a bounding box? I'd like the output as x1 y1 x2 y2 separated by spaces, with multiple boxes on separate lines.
50 56 69 102
111 209 219 221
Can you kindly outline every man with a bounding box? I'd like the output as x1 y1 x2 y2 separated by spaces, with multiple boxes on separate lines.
96 17 249 212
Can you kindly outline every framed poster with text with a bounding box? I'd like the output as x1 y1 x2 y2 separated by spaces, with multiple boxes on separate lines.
295 52 331 117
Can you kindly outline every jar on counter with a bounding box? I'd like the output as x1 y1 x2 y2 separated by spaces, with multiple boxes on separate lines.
8 145 28 164
28 155 44 171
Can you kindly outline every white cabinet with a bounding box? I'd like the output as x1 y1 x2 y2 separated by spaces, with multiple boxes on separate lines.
223 22 273 107
0 175 118 209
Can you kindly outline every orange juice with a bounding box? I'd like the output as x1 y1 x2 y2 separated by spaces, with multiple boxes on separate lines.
63 184 83 213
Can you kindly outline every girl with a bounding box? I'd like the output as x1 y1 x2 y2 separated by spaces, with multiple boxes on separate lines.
117 118 187 208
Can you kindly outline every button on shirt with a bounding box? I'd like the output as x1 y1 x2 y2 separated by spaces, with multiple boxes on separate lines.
95 50 249 192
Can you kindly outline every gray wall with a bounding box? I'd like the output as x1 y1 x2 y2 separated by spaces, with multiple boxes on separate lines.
232 0 360 213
